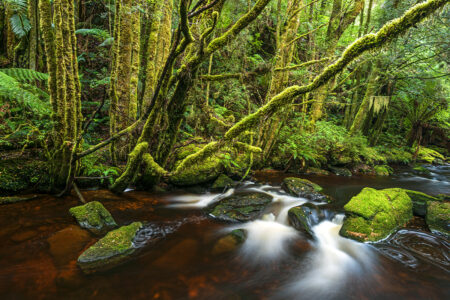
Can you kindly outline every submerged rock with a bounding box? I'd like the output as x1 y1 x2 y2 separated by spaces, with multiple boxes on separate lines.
48 225 91 267
69 201 117 235
282 177 330 202
212 229 247 255
373 165 393 176
77 222 143 273
426 201 449 236
211 174 234 191
329 166 352 177
288 203 337 237
340 188 413 242
207 192 272 222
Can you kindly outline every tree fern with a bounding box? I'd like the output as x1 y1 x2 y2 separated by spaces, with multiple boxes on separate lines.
0 71 50 117
5 0 30 38
0 68 49 82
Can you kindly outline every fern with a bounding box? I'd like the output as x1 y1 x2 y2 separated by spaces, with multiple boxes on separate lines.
0 71 51 116
75 28 111 40
5 0 30 38
0 68 49 82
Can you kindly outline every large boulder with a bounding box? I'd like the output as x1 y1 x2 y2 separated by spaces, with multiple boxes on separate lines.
426 201 449 236
69 201 117 235
282 177 330 202
288 203 337 237
207 192 272 222
416 147 445 164
77 222 143 273
340 188 413 242
169 157 223 186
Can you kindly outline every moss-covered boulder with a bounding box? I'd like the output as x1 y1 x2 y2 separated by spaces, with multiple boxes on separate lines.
77 222 143 273
416 147 445 164
373 165 393 176
329 166 352 177
212 229 247 255
304 168 330 176
207 192 272 222
211 174 234 191
288 203 337 237
170 156 223 186
426 201 449 236
282 177 330 202
69 201 117 235
404 189 440 217
340 188 413 242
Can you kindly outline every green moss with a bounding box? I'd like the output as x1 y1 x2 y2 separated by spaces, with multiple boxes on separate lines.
416 146 445 164
211 174 234 190
69 201 117 235
373 165 393 176
0 157 50 195
412 165 430 175
426 201 449 236
170 155 223 186
288 206 314 237
341 188 413 242
77 222 143 273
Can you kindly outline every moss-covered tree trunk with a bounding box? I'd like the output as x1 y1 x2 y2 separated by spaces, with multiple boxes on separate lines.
310 0 364 124
39 0 81 190
109 0 141 163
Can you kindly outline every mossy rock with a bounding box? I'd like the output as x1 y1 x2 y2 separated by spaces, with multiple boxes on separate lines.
170 156 223 186
0 157 50 195
282 177 330 202
207 192 273 222
412 165 431 175
329 166 352 177
211 174 234 191
77 222 143 273
373 165 393 176
404 189 440 217
69 201 117 235
0 195 38 205
426 201 449 236
340 188 413 242
416 147 445 164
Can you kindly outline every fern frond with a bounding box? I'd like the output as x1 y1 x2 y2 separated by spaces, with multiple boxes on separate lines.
75 28 111 40
0 68 49 82
9 13 31 38
0 71 51 116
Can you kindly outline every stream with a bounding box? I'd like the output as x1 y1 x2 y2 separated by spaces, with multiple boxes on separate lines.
0 165 448 299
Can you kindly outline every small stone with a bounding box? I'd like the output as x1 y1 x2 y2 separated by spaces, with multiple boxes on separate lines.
69 201 117 235
282 177 330 202
212 229 247 256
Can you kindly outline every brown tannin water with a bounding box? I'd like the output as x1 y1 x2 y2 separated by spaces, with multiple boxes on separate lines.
0 165 448 299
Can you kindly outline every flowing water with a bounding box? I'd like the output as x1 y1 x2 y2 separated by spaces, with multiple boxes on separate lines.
0 165 448 299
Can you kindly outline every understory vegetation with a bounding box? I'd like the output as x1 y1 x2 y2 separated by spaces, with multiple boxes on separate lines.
0 0 448 194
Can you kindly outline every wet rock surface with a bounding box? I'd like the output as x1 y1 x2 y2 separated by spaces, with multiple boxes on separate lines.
282 177 330 202
288 203 337 237
69 201 117 235
207 192 273 222
426 201 449 236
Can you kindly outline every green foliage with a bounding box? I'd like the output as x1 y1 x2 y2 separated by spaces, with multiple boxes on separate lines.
5 0 30 38
0 68 49 82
